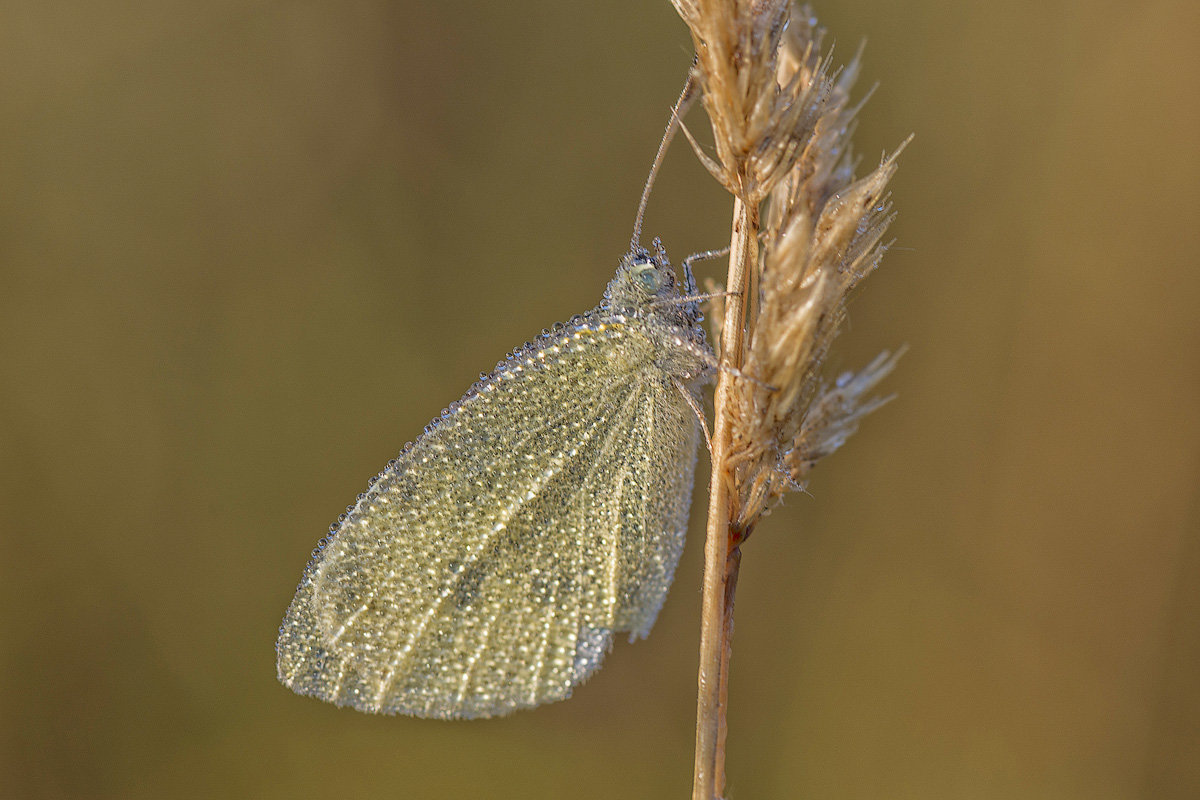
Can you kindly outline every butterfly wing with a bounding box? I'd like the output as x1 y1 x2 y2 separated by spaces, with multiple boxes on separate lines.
276 315 702 718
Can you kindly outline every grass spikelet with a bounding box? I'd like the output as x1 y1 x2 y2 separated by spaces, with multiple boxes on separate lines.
669 3 909 797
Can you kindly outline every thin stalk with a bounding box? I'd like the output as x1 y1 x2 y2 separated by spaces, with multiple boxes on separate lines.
693 196 758 800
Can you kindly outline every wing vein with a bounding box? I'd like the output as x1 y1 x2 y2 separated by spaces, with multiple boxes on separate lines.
530 383 643 697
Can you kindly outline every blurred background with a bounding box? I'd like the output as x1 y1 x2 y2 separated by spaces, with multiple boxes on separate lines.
2 1 1197 797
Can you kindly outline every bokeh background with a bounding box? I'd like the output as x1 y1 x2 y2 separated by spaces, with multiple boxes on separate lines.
2 1 1197 798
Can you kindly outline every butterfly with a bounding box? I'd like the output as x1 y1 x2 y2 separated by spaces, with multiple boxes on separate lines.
276 245 715 718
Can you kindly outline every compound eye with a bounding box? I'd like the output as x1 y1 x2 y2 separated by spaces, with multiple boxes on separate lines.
630 261 664 294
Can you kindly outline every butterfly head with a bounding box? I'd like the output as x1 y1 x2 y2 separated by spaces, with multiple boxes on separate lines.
605 245 702 331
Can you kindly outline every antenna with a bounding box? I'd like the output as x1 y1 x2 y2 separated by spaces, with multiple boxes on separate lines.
630 66 699 256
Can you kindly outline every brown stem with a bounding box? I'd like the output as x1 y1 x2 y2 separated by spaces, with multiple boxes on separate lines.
693 196 757 800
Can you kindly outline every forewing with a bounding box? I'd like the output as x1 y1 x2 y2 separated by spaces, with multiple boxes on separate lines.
276 317 700 718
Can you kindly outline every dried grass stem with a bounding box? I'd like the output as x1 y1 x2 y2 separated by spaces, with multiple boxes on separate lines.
671 3 907 798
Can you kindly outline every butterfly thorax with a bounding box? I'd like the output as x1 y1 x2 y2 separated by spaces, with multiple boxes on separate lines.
601 251 712 385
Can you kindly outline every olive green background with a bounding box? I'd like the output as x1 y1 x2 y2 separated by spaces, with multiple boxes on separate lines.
2 2 1197 798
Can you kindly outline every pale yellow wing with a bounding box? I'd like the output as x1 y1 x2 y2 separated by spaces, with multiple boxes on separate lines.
276 315 700 718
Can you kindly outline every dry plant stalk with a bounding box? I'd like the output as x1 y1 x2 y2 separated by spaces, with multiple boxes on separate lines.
670 2 908 797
